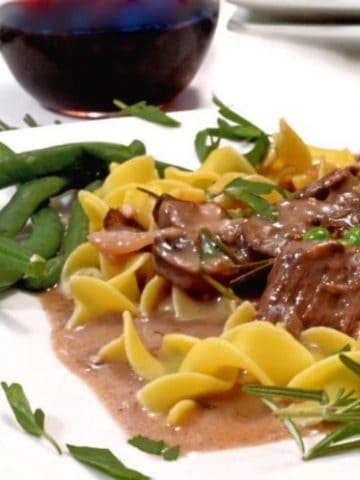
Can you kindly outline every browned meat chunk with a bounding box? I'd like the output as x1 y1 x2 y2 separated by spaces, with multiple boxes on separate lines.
153 194 226 229
257 241 360 337
153 219 252 293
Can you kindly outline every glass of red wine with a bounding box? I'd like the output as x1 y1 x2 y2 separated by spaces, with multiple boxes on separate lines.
0 0 219 118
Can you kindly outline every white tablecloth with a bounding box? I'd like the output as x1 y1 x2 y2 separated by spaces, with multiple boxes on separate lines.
1 0 360 140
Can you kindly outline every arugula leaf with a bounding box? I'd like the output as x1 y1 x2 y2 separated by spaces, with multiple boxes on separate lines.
1 382 62 454
195 129 221 163
232 191 277 221
128 436 165 455
195 97 271 163
114 99 180 127
128 435 180 461
245 133 270 167
223 177 291 199
212 95 263 132
162 445 180 461
207 124 262 142
67 445 149 480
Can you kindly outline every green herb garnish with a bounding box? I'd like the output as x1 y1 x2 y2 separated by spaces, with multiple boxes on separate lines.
262 397 305 454
218 177 290 221
195 96 270 165
212 95 263 132
223 177 291 199
1 382 62 454
243 384 329 404
200 228 239 265
23 113 39 128
114 99 180 127
67 444 150 479
339 354 360 376
0 118 15 131
231 191 277 221
128 435 180 461
244 383 360 459
195 129 221 162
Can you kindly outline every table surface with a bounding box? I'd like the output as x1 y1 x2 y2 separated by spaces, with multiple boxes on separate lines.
1 1 360 131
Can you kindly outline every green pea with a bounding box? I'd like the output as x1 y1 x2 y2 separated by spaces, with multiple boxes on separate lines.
342 227 360 247
303 227 331 241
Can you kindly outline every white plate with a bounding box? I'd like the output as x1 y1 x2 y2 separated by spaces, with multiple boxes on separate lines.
0 110 359 480
227 0 360 19
228 8 360 50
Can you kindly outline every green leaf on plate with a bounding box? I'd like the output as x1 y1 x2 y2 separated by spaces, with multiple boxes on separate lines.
128 435 165 455
162 445 180 461
128 435 181 461
114 99 180 127
67 444 149 480
1 382 62 454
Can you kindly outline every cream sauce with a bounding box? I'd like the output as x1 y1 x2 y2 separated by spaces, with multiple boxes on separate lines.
40 289 288 452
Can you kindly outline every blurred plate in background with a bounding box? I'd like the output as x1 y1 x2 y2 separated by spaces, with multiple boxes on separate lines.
227 0 360 19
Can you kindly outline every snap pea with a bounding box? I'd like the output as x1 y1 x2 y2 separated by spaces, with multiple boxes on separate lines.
0 140 146 188
23 181 101 291
0 176 69 237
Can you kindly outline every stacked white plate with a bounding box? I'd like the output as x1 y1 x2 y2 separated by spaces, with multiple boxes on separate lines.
227 0 360 50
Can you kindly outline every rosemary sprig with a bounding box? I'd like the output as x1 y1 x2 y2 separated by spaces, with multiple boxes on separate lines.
200 228 240 265
262 397 305 455
243 384 329 404
244 382 360 460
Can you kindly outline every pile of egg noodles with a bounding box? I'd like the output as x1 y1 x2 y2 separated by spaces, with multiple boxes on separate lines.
61 119 360 426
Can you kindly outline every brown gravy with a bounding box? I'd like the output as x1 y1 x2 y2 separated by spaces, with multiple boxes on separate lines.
40 288 288 452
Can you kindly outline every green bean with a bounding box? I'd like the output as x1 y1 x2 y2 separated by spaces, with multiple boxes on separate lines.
0 207 63 291
22 207 64 258
0 140 146 188
23 181 100 291
22 256 65 291
0 176 69 237
0 237 46 291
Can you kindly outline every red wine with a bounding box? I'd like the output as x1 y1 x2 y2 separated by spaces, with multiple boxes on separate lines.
0 0 218 116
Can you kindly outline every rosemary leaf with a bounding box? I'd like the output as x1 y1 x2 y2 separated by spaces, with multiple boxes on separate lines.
243 384 329 404
339 354 360 376
262 398 305 455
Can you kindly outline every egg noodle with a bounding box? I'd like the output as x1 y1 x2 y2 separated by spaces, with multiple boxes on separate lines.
61 119 359 426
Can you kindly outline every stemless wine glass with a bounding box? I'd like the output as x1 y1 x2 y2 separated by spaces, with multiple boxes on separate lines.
0 0 219 118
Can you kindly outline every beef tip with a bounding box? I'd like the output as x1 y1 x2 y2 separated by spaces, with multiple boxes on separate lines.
257 241 360 337
153 220 253 293
153 194 227 229
103 208 144 231
297 166 360 201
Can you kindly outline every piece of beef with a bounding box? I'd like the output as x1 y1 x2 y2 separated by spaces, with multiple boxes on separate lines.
152 219 253 293
152 168 360 294
257 241 360 337
153 194 227 229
